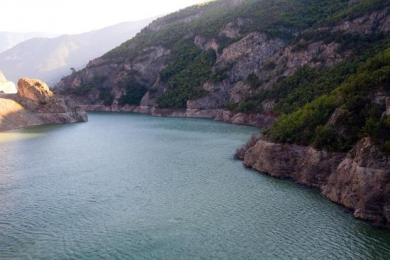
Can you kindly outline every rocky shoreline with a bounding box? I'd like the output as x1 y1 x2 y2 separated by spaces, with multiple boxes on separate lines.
0 78 87 132
80 104 276 128
236 137 390 228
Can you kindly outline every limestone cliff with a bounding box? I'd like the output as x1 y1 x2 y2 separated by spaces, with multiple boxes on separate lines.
54 1 389 114
237 137 389 227
0 78 87 131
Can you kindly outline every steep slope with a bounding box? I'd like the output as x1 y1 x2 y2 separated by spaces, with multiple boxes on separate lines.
55 0 390 226
56 0 388 109
0 19 153 84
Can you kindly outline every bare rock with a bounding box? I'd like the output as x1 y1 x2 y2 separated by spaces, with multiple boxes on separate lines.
0 78 87 131
17 78 54 104
239 137 390 227
243 140 345 187
322 138 390 226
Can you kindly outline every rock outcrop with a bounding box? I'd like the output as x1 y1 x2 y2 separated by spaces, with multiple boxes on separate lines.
237 137 390 227
0 78 87 131
17 78 54 105
323 138 390 226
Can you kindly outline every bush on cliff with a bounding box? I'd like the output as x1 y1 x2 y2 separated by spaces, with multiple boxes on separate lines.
265 48 390 153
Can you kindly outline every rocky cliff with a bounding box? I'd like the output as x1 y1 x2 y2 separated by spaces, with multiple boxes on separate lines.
236 137 389 227
0 78 87 131
55 0 389 113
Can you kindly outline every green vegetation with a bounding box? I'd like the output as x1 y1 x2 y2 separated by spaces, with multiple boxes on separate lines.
100 0 388 110
118 75 148 105
105 0 387 59
324 0 388 24
246 73 262 89
100 91 114 106
72 0 389 154
265 48 390 153
157 43 216 108
229 61 360 114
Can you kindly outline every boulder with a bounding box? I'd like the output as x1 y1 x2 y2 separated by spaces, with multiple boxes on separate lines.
17 78 54 104
1 77 87 131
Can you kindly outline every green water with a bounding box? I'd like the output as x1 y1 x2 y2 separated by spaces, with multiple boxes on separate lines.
0 113 389 259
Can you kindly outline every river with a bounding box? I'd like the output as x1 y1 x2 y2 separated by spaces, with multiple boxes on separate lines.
0 113 389 259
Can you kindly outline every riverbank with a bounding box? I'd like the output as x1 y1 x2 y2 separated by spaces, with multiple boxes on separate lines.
236 137 390 228
80 104 276 128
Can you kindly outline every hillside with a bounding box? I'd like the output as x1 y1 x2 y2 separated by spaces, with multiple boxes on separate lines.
55 0 390 226
56 0 389 150
0 19 153 84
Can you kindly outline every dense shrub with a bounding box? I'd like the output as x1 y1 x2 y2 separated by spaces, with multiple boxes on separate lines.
157 47 216 108
265 48 390 153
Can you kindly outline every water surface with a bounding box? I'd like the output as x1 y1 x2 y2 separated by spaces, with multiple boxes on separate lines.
0 113 389 259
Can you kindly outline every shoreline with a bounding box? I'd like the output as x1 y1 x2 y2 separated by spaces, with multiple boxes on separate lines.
82 107 390 228
80 104 276 128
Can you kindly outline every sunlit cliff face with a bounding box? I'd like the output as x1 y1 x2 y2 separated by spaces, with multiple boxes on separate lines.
0 71 17 94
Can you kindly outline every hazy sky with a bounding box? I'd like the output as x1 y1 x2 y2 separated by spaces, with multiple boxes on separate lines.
1 0 208 34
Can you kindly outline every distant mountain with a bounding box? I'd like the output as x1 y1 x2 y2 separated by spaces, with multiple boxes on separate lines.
0 32 57 53
0 19 153 84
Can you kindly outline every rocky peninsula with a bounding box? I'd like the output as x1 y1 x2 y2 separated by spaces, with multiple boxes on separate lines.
0 78 87 131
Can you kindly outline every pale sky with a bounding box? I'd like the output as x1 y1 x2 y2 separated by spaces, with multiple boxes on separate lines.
0 0 209 34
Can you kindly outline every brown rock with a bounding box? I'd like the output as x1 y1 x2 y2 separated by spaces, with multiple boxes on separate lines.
240 137 389 227
17 78 54 104
322 138 390 226
243 140 345 187
1 78 87 131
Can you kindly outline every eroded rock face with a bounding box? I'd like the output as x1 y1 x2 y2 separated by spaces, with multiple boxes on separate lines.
239 137 389 227
55 46 170 105
323 138 390 226
0 78 87 131
17 78 54 104
242 140 345 187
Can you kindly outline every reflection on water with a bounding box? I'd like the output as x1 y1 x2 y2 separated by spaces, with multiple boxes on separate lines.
0 124 71 144
0 113 389 260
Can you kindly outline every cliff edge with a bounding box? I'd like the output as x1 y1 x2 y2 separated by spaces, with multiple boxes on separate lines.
236 137 389 227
